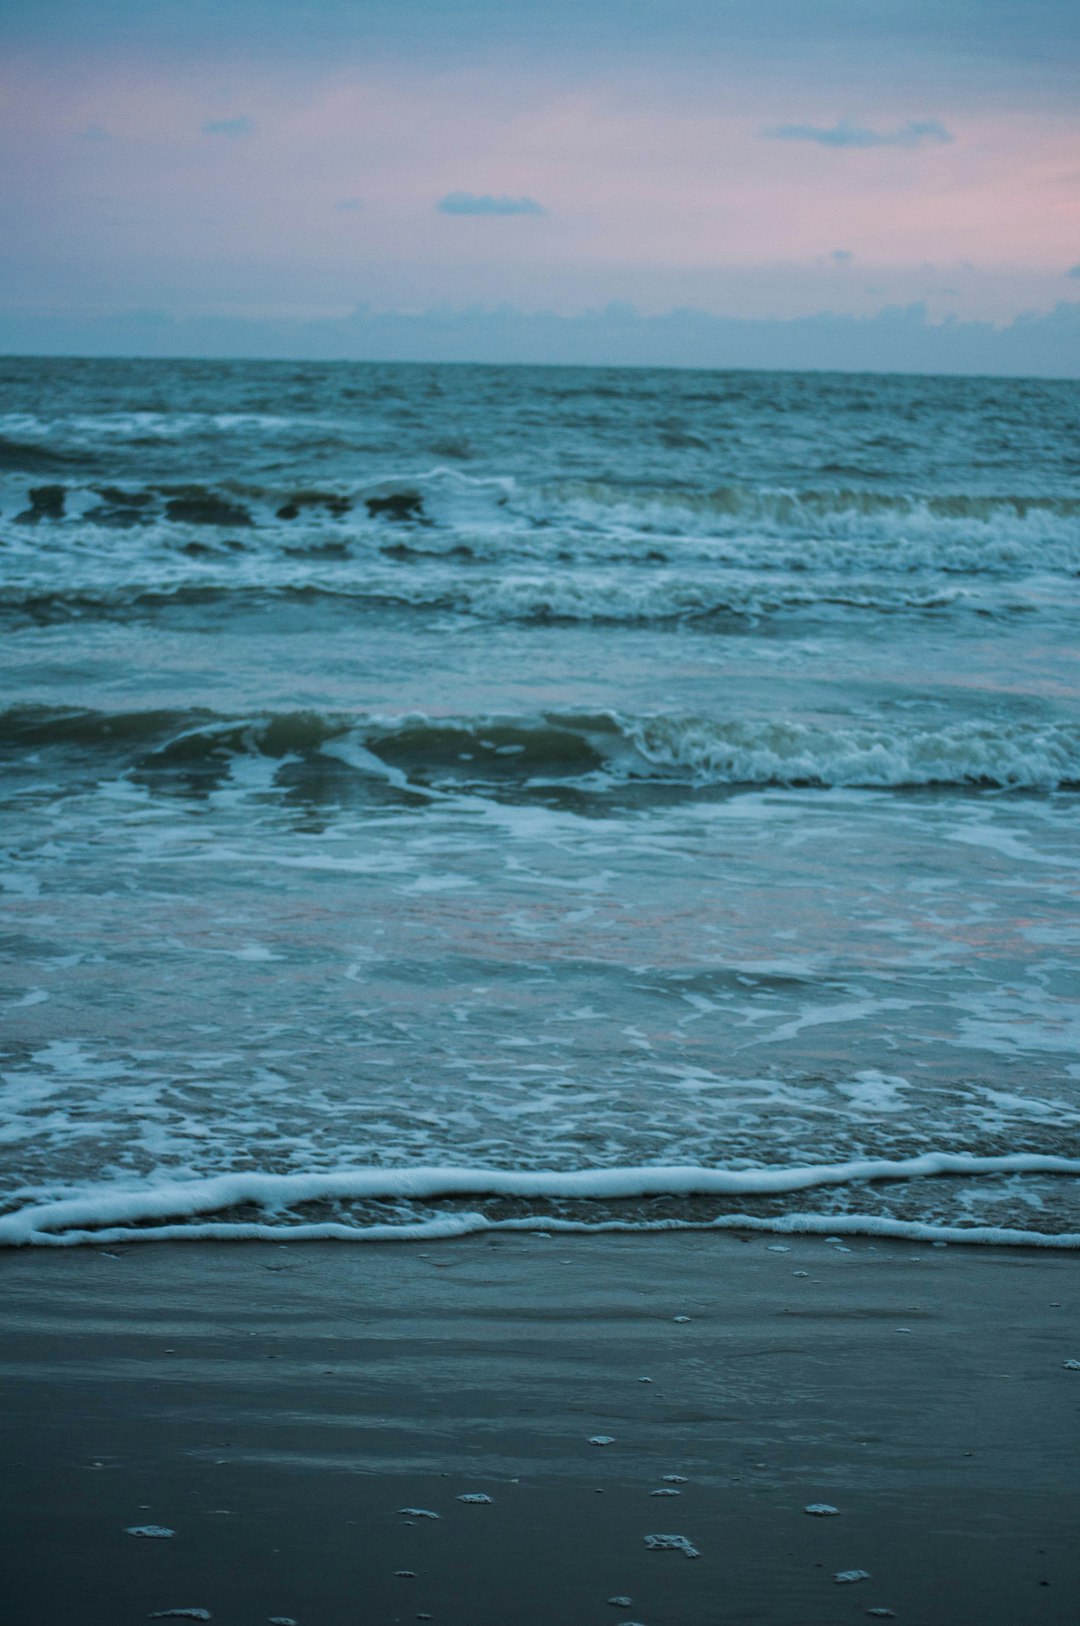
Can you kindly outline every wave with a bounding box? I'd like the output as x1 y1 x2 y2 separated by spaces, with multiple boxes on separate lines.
453 573 975 622
532 478 1080 532
5 467 1080 579
2 1153 1078 1247
0 435 93 474
5 704 1079 791
521 479 1080 565
618 713 1080 790
0 572 1034 629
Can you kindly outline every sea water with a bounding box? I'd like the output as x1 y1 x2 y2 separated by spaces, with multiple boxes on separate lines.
1 357 1078 1246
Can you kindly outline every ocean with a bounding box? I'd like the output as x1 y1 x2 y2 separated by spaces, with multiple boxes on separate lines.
1 355 1078 1247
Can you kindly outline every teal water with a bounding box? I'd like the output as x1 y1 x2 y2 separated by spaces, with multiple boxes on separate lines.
2 359 1078 1242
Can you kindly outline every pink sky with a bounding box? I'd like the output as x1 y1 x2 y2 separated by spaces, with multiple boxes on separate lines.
2 33 1079 325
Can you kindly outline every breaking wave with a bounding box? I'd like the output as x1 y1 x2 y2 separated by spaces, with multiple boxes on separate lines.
523 478 1080 559
5 704 1079 791
617 713 1080 790
5 466 1080 577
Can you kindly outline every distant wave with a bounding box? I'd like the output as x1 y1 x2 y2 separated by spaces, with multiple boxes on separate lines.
5 467 1080 577
524 477 1080 556
0 572 1042 628
5 704 1079 791
2 1153 1078 1247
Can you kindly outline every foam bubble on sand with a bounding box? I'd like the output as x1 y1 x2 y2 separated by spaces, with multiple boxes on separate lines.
398 1507 439 1518
126 1526 175 1538
662 1475 688 1483
268 1617 298 1624
456 1493 492 1504
1063 1360 1080 1369
834 1569 871 1583
148 1614 211 1621
645 1534 699 1557
607 1600 632 1608
804 1503 840 1516
672 1315 692 1323
589 1435 616 1445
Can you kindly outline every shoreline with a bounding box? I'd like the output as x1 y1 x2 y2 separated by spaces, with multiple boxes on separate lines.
2 1231 1078 1624
4 1149 1079 1249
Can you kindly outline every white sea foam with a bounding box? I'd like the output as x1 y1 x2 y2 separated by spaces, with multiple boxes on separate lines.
618 713 1080 790
644 1534 699 1557
462 569 975 625
2 1153 1078 1248
518 478 1080 567
15 452 1080 576
1 543 1056 628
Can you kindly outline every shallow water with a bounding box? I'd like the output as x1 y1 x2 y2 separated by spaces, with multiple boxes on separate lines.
1 357 1078 1244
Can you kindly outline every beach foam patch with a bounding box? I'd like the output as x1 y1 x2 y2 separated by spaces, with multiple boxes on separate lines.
645 1534 699 1557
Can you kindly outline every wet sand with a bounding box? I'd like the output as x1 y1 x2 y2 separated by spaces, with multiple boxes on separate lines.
1 1231 1077 1625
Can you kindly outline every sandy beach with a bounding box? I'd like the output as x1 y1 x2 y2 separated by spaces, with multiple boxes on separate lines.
1 1231 1077 1625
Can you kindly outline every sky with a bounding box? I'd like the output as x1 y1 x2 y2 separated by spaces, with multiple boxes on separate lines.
2 0 1079 370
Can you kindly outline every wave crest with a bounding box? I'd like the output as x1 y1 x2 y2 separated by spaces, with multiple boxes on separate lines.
5 704 1079 791
622 713 1080 790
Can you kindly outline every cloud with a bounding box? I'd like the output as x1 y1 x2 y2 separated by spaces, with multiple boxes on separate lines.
831 249 854 262
335 197 363 212
1067 264 1080 278
202 116 255 137
764 119 953 149
437 192 545 216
